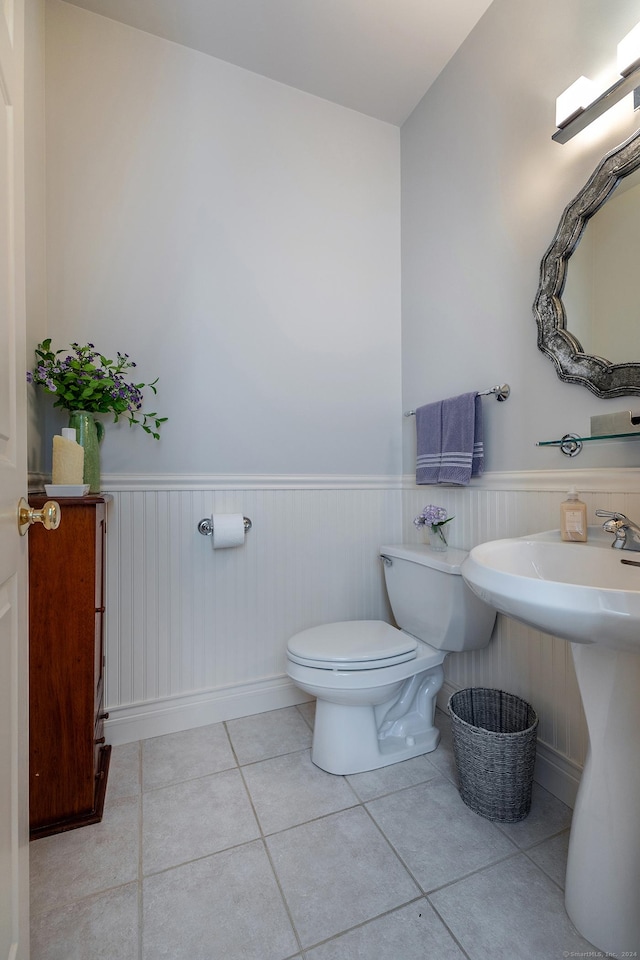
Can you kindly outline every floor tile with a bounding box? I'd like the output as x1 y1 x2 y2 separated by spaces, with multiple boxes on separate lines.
30 883 139 960
266 806 419 948
143 840 298 960
527 830 570 889
296 699 315 730
494 783 572 848
30 796 139 915
30 705 599 959
226 706 312 764
366 778 516 891
305 899 467 960
429 853 596 959
107 742 141 801
425 710 458 783
241 749 358 834
143 768 259 874
142 722 236 791
346 754 440 802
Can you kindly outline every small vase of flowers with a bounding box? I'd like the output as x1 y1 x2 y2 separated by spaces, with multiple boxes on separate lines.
27 340 167 492
413 504 454 551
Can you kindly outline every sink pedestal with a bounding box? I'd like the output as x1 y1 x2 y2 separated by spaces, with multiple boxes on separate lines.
565 642 640 954
460 530 640 952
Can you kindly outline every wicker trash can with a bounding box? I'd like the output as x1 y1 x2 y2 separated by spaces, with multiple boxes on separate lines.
448 687 538 823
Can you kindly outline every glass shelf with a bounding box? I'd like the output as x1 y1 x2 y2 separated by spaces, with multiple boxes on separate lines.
536 431 640 456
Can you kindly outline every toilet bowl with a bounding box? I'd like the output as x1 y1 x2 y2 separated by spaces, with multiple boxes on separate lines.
286 544 496 775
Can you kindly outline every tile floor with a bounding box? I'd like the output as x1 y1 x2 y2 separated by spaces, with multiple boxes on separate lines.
30 704 597 960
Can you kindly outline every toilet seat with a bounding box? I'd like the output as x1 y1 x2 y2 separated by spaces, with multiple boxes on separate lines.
287 620 417 670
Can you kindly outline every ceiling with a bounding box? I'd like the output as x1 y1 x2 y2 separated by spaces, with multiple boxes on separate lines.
61 0 494 125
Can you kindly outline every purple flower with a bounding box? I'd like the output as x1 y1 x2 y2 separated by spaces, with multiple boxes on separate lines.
27 339 166 438
413 504 453 528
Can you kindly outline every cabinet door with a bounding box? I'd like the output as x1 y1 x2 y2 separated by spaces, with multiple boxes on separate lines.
93 505 107 782
94 503 106 718
29 500 104 833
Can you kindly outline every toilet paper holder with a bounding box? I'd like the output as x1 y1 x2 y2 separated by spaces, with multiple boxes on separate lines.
197 516 252 536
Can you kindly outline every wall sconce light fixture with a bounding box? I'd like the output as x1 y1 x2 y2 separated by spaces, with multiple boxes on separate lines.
555 76 597 128
554 22 640 143
617 21 640 75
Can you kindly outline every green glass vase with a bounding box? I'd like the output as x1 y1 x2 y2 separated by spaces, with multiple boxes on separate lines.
68 410 104 493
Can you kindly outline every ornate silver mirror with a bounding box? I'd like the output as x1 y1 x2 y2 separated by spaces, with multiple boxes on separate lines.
534 128 640 397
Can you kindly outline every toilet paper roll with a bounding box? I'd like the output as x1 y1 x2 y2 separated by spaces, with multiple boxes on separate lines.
210 513 245 549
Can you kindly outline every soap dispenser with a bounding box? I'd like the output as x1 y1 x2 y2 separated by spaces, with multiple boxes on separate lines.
560 487 587 542
52 427 84 485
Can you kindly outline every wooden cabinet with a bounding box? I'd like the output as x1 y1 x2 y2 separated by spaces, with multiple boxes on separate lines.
28 495 111 839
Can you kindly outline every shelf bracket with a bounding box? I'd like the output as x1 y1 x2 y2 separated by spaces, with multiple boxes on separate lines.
536 433 584 457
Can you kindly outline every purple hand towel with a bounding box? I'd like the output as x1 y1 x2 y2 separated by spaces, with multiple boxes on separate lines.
415 401 442 485
471 394 484 478
416 392 484 485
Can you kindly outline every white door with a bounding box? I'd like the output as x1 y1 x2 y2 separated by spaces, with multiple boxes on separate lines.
0 0 30 957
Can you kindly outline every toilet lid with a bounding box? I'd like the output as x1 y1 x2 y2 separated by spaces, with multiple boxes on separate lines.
287 620 417 670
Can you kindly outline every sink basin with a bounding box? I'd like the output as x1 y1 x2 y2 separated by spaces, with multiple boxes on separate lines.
461 526 640 955
461 527 640 652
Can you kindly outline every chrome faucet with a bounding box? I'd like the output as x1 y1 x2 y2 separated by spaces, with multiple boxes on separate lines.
595 509 640 551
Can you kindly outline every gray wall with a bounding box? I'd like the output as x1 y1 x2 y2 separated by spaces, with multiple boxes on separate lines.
43 0 402 479
401 0 640 474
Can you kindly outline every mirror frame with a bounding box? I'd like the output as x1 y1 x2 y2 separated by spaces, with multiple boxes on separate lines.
534 128 640 398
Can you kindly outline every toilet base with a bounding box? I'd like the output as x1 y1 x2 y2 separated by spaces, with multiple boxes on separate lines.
310 665 444 775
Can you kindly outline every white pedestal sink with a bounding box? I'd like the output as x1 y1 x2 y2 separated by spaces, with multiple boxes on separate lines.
461 528 640 955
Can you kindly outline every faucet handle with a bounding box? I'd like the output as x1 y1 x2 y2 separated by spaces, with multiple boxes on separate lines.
595 509 629 522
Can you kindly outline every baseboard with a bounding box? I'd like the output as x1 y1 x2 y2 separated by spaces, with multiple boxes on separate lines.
532 740 581 809
107 674 583 807
104 675 313 745
437 681 581 809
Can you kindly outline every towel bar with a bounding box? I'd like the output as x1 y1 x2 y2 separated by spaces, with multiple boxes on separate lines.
404 383 510 417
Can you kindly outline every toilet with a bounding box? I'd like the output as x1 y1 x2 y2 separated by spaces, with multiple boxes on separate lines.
286 543 496 775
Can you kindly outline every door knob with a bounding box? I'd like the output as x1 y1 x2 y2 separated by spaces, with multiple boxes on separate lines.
17 498 61 536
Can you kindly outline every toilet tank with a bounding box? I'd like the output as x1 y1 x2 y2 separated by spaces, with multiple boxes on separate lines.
380 544 496 652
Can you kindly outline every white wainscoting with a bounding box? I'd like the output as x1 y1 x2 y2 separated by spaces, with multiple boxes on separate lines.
404 468 640 806
102 477 402 744
100 468 640 808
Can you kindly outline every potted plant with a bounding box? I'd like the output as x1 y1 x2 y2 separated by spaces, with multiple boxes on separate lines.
28 340 167 492
413 504 454 551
